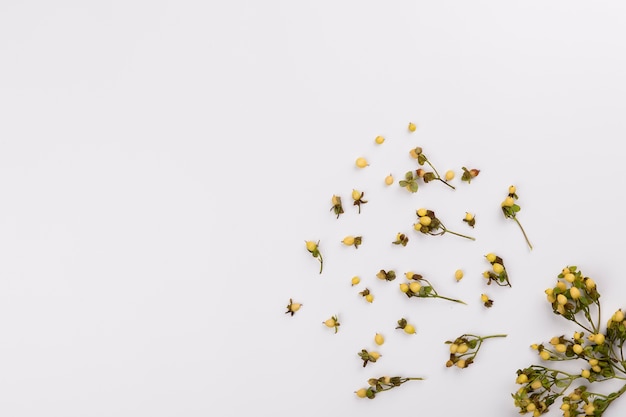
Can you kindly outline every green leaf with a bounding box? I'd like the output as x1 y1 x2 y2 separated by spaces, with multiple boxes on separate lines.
410 182 418 193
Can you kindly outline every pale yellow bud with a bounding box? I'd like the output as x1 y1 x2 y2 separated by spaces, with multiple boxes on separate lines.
539 350 551 360
305 241 317 252
454 269 464 281
456 359 466 368
374 333 385 346
351 189 362 200
404 324 416 334
614 310 625 322
342 236 355 246
375 135 385 144
492 263 504 274
557 294 568 305
385 174 394 186
409 282 421 293
516 374 528 384
369 351 381 360
351 276 361 286
419 216 432 226
485 253 497 263
508 185 516 194
465 212 474 221
444 170 455 181
365 294 374 303
573 344 583 355
581 369 591 379
556 281 567 291
501 196 515 207
416 208 428 217
456 344 469 354
564 273 575 283
331 194 340 206
569 287 581 299
355 388 367 398
530 379 542 390
408 122 417 132
555 344 567 353
324 318 336 328
399 283 409 293
585 278 596 290
449 343 459 354
481 294 489 303
355 157 369 168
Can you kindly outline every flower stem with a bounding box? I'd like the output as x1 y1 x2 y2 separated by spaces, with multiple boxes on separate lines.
513 217 532 250
426 160 456 190
436 295 467 305
444 228 476 241
318 253 324 274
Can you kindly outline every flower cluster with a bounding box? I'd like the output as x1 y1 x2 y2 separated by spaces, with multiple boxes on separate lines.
445 334 507 369
399 272 466 305
305 240 324 273
501 185 533 250
482 253 511 287
402 146 456 191
414 208 475 241
513 266 626 416
355 376 424 399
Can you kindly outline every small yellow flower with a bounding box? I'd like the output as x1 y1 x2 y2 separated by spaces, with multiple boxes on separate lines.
356 157 369 168
404 324 416 335
454 269 464 282
569 287 581 299
614 309 625 322
408 122 417 132
352 189 362 200
399 283 409 293
492 263 504 274
581 369 591 379
365 294 374 303
324 317 336 328
557 294 568 305
501 196 515 207
385 174 394 186
419 216 431 226
374 333 385 346
342 236 355 246
444 170 455 181
305 241 317 252
539 350 551 360
485 253 497 263
530 379 542 390
464 212 474 221
351 276 361 286
509 185 516 194
375 135 385 144
591 333 605 345
456 359 466 368
481 294 489 303
416 208 428 217
516 374 528 384
564 273 575 283
449 343 459 354
456 344 469 354
409 282 421 293
369 351 381 360
585 278 596 290
572 344 583 354
355 388 368 398
555 344 567 353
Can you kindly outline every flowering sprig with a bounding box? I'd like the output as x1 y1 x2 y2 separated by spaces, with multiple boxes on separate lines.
330 195 344 219
352 189 367 213
513 266 626 416
501 185 533 250
392 232 409 246
414 208 476 241
355 376 424 399
400 272 467 305
445 333 507 369
461 167 480 183
357 349 381 367
406 147 456 190
285 298 302 316
482 253 511 287
305 240 324 274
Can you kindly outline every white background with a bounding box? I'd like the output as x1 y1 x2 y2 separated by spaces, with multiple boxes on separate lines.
1 1 626 416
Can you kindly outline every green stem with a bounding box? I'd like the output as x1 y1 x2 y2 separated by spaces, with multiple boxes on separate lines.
443 227 476 241
318 253 324 274
513 217 532 250
425 160 456 190
435 294 467 305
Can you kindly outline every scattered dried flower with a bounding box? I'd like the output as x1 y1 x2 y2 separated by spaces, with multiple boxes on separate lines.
355 376 424 399
376 269 397 282
483 253 511 287
352 189 368 214
323 315 340 333
359 288 374 303
461 167 480 183
285 298 302 316
463 212 476 228
414 208 475 241
305 240 323 274
396 318 416 335
341 235 362 249
330 195 344 219
358 349 381 367
392 232 409 246
445 334 507 369
501 185 532 250
401 272 466 305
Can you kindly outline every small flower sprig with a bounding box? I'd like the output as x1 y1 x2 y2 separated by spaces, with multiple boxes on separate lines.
305 240 324 274
461 167 480 183
399 272 467 305
463 212 475 228
285 298 302 316
376 269 397 282
392 232 409 246
355 375 424 399
323 315 340 333
414 208 476 241
359 288 374 303
445 333 507 369
352 189 368 213
513 266 626 416
482 253 511 287
407 146 455 190
357 349 381 367
501 185 533 250
341 235 362 249
330 195 344 219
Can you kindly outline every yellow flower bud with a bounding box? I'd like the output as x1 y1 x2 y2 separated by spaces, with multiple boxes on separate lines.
549 336 560 346
409 148 419 159
404 324 416 334
413 223 422 232
614 310 625 322
573 344 583 354
555 344 566 353
405 272 415 279
355 157 369 168
324 318 336 328
531 379 542 390
399 283 409 293
305 241 318 252
355 388 367 398
584 404 595 415
456 343 469 354
581 369 591 379
557 294 568 305
385 174 394 186
592 365 601 373
593 333 605 345
482 271 490 279
369 351 381 360
562 267 570 275
509 185 516 194
486 253 497 263
564 273 575 283
561 403 570 411
569 287 581 299
464 212 474 221
375 135 385 144
516 374 528 384
417 208 427 217
290 303 302 312
585 278 596 290
454 269 464 281
539 350 551 360
331 194 340 206
408 122 417 132
351 276 361 286
342 236 355 246
556 281 567 291
419 216 431 226
492 263 504 274
589 359 599 366
480 294 489 303
449 343 459 354
501 196 515 207
365 294 374 303
456 359 466 368
444 170 455 181
530 344 539 350
526 403 536 412
352 189 362 200
409 282 421 293
375 333 385 346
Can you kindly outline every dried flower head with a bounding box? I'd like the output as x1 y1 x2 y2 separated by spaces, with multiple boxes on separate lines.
358 349 381 367
351 189 368 213
400 273 466 305
285 298 302 316
483 253 511 287
359 288 374 303
341 235 362 249
461 167 480 183
330 194 344 219
392 232 409 246
305 240 324 274
463 212 476 228
396 318 416 335
323 315 340 333
376 269 396 282
481 293 494 308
